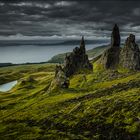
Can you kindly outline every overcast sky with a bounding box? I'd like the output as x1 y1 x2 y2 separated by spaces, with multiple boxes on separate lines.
0 0 140 41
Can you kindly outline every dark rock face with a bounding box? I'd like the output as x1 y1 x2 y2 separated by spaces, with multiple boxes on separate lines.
120 34 140 70
49 37 92 90
49 65 69 90
100 25 140 71
111 24 120 47
100 47 120 69
100 24 120 69
64 37 93 77
55 65 69 88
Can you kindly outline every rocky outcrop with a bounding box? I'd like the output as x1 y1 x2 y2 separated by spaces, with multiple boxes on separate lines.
55 65 69 88
111 24 120 48
49 37 92 90
120 34 140 70
100 24 120 69
100 24 140 71
49 65 69 90
64 37 93 77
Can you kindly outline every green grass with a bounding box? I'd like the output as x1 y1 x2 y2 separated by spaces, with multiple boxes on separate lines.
0 63 56 85
0 62 140 140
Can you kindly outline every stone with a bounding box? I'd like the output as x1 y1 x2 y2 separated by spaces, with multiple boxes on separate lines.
64 37 93 77
80 36 86 54
49 37 93 91
49 65 69 90
120 34 140 70
100 47 120 69
111 24 120 48
54 65 69 88
100 24 120 69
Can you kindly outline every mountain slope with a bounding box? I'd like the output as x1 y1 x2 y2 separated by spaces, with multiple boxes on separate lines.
0 62 140 139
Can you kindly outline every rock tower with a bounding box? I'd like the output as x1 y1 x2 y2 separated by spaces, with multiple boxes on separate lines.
49 65 69 90
64 37 93 77
100 24 120 69
120 34 140 70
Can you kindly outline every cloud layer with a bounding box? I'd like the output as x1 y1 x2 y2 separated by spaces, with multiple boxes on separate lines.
0 0 140 41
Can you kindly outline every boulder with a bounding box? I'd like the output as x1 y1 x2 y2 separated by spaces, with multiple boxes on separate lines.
120 34 140 70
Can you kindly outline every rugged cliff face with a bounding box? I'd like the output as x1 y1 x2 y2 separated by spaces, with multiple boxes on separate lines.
64 37 93 77
100 24 120 69
120 34 140 70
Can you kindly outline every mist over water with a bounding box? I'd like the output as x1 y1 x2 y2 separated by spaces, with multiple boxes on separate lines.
0 43 107 64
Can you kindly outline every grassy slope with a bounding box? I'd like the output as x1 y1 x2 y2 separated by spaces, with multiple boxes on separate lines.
0 63 56 85
0 62 140 140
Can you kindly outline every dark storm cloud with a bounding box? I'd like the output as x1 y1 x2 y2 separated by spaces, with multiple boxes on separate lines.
0 0 140 40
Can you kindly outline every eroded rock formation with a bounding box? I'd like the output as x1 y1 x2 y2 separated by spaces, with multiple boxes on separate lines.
100 24 120 69
49 37 93 90
55 65 69 88
111 24 120 48
120 34 140 70
64 37 93 77
49 65 69 90
100 24 140 71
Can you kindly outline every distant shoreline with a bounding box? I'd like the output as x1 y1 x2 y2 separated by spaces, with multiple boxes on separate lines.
0 44 109 67
0 43 130 67
0 62 52 68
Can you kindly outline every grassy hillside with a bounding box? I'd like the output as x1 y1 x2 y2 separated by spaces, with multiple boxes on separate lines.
0 63 56 85
0 61 140 140
48 45 108 63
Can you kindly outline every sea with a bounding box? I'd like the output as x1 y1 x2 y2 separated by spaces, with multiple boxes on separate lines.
0 41 108 64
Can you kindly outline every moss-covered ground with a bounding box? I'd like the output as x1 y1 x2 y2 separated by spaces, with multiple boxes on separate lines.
0 62 140 140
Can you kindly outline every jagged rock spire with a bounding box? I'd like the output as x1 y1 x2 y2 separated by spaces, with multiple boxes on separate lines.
64 37 93 77
100 24 140 71
80 36 85 53
126 34 135 45
120 34 140 70
111 24 120 47
49 65 69 91
80 36 85 45
100 24 120 69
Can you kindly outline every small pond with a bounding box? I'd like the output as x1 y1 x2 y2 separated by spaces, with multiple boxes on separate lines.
0 80 18 92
